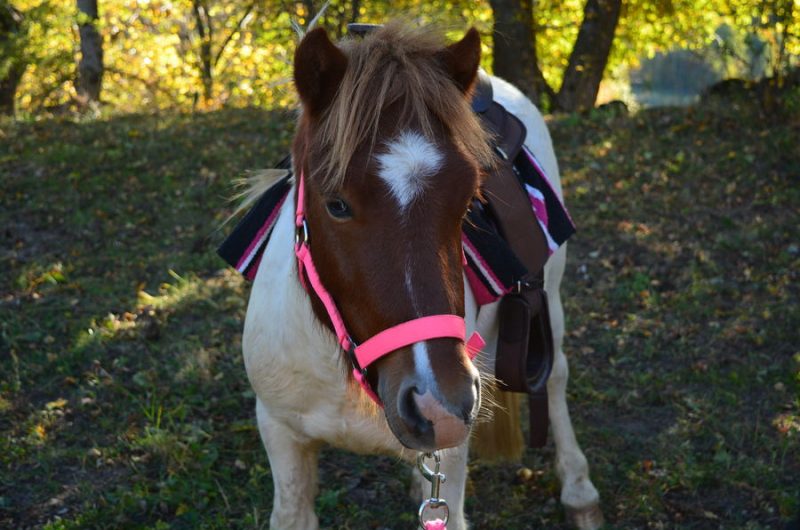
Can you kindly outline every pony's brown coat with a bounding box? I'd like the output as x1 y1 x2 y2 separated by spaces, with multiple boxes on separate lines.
290 23 492 450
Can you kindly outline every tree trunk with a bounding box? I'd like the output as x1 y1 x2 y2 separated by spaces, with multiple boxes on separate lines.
0 62 25 115
1 1 25 115
301 0 315 23
557 0 621 112
488 0 554 107
76 0 103 103
192 0 213 102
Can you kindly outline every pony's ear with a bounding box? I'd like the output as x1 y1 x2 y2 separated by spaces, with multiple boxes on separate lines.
439 27 481 94
294 27 348 117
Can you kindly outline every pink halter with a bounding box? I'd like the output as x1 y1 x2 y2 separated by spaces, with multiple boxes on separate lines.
294 172 485 405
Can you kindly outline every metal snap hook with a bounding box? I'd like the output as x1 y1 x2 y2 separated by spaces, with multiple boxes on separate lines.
417 452 443 486
417 452 448 529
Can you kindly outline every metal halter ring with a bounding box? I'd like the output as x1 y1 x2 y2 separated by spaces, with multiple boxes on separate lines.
345 338 366 377
418 498 449 528
295 218 309 245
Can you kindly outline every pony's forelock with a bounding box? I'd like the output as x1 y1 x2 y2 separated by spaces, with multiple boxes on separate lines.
303 22 493 192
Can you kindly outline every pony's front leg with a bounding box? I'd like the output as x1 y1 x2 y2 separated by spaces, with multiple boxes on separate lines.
256 399 320 530
413 443 470 530
546 284 603 530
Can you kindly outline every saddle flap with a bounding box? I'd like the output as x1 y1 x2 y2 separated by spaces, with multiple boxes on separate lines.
495 289 553 395
495 293 532 393
478 101 526 162
482 158 549 279
495 288 554 449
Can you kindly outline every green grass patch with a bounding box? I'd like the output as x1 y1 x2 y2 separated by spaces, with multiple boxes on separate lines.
1 99 798 528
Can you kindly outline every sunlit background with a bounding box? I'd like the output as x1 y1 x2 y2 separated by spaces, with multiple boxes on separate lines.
2 0 797 115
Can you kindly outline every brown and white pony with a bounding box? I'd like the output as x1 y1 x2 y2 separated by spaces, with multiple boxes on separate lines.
241 23 602 529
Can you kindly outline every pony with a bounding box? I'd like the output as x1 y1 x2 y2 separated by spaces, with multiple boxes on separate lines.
238 22 602 529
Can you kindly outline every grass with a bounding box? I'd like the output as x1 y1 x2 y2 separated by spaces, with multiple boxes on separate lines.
1 95 798 529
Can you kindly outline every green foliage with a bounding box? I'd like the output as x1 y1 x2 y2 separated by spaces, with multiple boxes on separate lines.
7 0 495 113
4 0 798 115
575 0 796 100
1 2 24 77
8 0 75 110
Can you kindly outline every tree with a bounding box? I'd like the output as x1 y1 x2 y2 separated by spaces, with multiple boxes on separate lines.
488 0 554 106
192 0 213 103
489 0 621 112
557 0 621 111
76 0 103 103
0 1 26 115
6 0 797 115
296 0 363 39
190 0 258 105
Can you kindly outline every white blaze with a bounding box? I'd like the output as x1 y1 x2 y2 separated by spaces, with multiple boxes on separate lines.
406 258 437 388
376 131 443 210
378 132 443 386
413 341 437 391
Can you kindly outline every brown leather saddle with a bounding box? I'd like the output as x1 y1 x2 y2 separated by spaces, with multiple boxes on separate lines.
472 70 555 448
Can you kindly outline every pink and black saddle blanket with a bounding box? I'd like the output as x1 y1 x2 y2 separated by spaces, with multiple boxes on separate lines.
217 143 575 306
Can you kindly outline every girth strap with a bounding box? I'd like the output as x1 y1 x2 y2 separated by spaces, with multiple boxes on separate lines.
477 102 555 448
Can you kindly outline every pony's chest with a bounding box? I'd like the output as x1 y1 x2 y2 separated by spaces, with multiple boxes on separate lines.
245 338 398 452
241 244 400 452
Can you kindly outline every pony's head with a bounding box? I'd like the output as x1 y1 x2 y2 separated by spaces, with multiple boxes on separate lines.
292 23 493 451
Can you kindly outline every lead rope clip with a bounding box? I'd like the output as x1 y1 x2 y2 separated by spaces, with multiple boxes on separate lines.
417 452 448 530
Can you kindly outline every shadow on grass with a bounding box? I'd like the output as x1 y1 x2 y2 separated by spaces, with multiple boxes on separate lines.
0 99 798 528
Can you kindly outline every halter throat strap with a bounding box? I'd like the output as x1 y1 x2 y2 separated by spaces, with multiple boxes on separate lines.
293 172 484 405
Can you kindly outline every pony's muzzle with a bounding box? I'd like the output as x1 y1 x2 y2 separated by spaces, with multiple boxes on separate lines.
395 371 479 450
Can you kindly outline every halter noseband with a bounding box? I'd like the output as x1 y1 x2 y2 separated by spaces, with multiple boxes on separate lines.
294 172 484 405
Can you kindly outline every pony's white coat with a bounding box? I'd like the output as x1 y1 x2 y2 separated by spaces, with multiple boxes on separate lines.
242 76 600 530
376 131 443 210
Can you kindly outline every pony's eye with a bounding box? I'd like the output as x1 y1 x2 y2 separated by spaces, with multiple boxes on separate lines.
325 198 352 219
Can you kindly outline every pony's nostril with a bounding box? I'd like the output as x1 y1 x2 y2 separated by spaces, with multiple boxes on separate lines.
393 374 476 449
460 383 477 423
397 383 431 435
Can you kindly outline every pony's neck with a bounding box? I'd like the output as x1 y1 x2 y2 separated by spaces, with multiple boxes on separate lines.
242 181 394 441
246 183 340 368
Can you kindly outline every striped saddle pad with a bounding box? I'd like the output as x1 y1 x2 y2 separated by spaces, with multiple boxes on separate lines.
218 147 574 307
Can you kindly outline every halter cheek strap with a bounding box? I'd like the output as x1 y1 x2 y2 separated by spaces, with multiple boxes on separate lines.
294 172 484 405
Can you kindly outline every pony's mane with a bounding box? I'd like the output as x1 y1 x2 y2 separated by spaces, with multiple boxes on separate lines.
309 22 494 191
227 168 290 224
